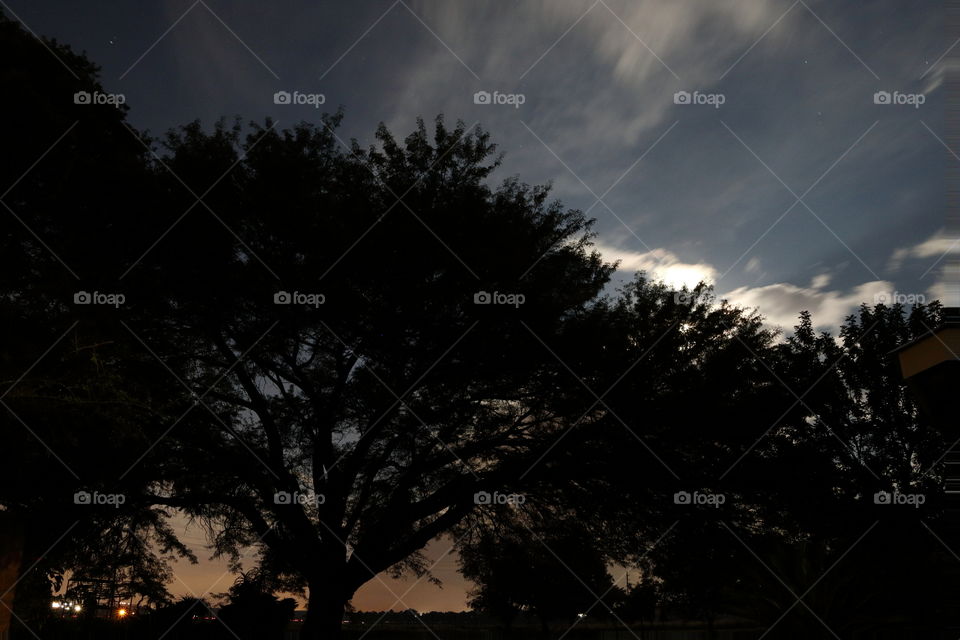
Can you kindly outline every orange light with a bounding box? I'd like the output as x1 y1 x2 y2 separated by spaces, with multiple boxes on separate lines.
117 608 128 618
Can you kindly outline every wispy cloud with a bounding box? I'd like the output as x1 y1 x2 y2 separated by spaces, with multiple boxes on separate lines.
722 279 892 333
888 229 957 271
597 244 717 290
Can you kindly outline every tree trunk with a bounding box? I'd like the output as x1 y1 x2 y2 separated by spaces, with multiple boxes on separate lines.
0 512 25 640
300 578 348 640
538 614 550 639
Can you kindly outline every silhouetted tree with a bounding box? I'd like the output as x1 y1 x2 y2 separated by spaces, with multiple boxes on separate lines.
633 302 957 635
147 597 215 640
115 110 614 638
458 506 619 637
0 11 617 636
507 278 788 627
216 570 296 640
0 13 194 635
616 578 659 634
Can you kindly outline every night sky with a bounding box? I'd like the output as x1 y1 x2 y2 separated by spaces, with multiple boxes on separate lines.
8 0 948 611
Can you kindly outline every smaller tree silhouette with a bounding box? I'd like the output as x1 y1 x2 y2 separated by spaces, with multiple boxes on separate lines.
217 570 297 640
459 507 619 637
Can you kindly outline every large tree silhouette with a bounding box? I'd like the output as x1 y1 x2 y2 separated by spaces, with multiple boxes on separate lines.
0 12 617 636
117 111 614 638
